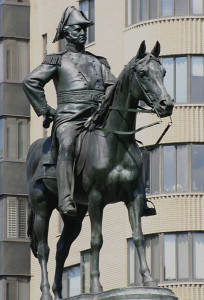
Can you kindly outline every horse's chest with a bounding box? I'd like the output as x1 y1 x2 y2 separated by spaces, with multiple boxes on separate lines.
107 164 137 185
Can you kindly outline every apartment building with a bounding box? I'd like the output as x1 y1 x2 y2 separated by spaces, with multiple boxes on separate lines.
28 1 204 300
0 0 30 299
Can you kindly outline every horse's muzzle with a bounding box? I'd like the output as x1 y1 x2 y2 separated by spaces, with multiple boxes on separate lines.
157 97 174 117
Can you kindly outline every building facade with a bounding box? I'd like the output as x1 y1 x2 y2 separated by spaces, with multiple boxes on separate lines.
28 1 204 300
0 0 31 299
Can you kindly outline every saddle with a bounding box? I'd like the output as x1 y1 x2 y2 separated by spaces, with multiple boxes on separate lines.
32 132 89 182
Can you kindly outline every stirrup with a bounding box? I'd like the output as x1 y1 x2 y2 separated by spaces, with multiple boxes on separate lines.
142 200 156 217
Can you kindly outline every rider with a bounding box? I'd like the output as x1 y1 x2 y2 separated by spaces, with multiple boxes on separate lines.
23 6 155 217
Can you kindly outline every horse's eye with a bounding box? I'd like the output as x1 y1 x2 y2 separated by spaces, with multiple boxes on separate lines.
138 71 145 78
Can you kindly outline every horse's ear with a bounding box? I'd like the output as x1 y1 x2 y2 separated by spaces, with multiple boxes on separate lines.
151 41 160 57
136 40 146 60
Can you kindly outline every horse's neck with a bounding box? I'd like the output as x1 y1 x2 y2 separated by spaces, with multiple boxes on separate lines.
105 84 138 135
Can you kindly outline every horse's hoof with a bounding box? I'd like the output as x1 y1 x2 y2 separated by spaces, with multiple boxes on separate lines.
40 293 53 300
54 296 62 300
90 284 103 294
143 280 158 287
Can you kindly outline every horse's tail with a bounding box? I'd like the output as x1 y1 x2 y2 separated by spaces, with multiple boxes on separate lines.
27 204 38 258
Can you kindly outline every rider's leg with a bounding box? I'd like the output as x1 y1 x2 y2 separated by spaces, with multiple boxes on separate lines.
56 123 78 216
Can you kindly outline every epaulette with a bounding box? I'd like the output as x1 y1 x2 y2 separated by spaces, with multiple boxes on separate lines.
42 51 67 66
86 51 111 69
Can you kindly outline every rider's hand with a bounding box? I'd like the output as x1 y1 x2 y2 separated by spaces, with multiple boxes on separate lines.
46 105 56 118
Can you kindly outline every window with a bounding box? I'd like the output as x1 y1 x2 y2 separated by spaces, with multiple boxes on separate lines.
149 0 158 19
0 119 3 160
80 0 95 44
126 0 204 26
7 197 28 239
163 146 175 192
161 0 173 17
191 0 204 14
128 232 204 284
191 56 204 103
126 0 138 26
164 233 189 281
175 0 188 16
162 55 204 104
6 277 30 300
163 57 174 100
4 117 29 161
140 0 148 21
192 145 204 191
149 144 204 194
62 265 81 298
0 40 29 82
193 233 204 279
162 57 187 103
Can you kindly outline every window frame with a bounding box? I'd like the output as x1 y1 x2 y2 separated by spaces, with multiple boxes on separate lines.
6 196 28 241
0 39 29 83
0 117 30 162
4 276 30 300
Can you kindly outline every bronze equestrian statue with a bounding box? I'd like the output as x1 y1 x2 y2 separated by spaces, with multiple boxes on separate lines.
23 6 174 300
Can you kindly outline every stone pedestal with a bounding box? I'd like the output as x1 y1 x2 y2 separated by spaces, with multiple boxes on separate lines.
64 287 178 300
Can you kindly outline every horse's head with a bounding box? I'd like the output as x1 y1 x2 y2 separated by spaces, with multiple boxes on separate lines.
130 41 174 118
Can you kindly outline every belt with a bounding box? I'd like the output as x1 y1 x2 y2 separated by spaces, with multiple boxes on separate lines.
57 90 104 105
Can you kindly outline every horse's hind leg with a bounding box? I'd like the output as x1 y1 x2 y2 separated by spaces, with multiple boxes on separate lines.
30 182 53 300
126 192 157 287
52 205 87 300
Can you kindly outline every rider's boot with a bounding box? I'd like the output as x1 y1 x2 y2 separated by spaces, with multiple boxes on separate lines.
56 160 77 216
142 198 156 217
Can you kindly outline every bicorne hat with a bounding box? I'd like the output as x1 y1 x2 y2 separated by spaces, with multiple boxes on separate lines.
53 6 94 43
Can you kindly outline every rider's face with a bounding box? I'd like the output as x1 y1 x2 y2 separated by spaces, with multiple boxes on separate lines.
64 24 87 46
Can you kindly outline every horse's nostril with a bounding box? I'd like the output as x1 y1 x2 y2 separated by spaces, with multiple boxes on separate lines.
159 99 167 108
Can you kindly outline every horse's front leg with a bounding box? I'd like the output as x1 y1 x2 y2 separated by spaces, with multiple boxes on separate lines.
88 190 104 294
34 203 53 300
126 193 157 287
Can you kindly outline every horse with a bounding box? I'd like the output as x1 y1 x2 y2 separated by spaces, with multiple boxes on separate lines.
26 41 174 300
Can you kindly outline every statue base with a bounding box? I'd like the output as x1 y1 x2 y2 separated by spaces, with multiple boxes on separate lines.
65 287 178 300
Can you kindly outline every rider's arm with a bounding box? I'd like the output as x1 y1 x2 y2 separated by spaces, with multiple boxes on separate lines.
22 63 57 117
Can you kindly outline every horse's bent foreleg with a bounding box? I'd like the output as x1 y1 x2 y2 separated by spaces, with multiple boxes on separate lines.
88 191 104 294
34 204 53 300
52 205 87 300
126 194 157 287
